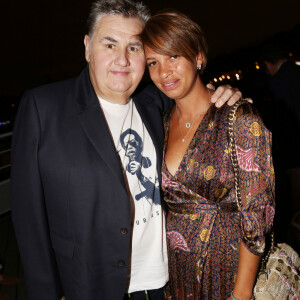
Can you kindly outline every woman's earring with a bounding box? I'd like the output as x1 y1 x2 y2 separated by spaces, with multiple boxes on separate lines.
197 64 202 70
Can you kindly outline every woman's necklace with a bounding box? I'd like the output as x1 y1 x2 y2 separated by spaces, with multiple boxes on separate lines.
175 89 211 143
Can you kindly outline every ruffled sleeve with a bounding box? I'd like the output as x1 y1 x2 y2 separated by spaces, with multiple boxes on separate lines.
234 104 275 255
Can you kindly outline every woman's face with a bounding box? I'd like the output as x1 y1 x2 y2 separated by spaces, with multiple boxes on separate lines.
144 46 202 101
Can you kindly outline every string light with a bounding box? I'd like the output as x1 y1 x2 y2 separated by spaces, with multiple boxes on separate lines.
0 121 11 126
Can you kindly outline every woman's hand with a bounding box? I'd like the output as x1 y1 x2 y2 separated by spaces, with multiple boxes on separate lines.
230 242 260 300
206 83 252 107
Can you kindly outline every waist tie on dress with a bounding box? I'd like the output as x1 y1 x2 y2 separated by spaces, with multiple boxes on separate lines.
166 194 238 215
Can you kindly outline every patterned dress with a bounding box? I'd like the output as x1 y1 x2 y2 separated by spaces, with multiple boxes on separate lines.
162 104 275 300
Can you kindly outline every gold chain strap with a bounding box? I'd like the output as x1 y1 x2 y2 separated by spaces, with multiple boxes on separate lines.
228 99 275 271
228 99 248 210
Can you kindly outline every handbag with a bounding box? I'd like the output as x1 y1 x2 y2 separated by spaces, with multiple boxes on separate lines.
228 100 300 300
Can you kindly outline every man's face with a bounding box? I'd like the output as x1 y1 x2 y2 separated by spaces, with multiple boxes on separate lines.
84 15 146 104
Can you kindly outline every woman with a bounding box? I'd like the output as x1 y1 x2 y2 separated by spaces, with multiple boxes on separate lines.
141 10 275 300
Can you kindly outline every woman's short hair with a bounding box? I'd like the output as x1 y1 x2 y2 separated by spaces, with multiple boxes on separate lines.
141 9 208 73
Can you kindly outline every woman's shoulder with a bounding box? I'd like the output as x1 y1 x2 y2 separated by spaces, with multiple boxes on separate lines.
209 101 270 141
215 100 266 128
234 101 268 132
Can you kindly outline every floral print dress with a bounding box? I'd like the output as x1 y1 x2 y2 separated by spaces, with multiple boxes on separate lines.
162 104 275 300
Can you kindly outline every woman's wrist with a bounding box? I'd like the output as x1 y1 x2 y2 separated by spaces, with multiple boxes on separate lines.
231 292 241 300
231 291 253 300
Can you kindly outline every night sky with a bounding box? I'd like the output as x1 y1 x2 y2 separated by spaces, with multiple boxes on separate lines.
2 0 300 96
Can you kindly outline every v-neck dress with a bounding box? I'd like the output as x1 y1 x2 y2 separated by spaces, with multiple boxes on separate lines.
162 104 275 300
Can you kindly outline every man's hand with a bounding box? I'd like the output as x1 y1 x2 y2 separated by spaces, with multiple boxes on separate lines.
207 83 253 107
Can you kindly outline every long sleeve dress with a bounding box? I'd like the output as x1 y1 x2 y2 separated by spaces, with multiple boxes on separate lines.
162 103 275 300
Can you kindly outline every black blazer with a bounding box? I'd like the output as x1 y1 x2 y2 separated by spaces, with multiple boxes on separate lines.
11 66 172 300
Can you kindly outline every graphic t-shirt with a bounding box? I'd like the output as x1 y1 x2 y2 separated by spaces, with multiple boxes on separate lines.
99 98 168 293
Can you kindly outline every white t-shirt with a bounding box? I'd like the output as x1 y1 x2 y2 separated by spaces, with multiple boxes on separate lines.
99 98 168 293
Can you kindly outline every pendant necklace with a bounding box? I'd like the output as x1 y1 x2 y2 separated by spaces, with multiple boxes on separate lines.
176 89 211 143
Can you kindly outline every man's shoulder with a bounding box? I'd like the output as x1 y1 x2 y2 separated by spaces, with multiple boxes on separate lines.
28 79 69 99
133 83 161 102
133 82 174 112
22 67 92 107
270 61 300 93
276 61 300 79
18 67 93 116
29 69 86 98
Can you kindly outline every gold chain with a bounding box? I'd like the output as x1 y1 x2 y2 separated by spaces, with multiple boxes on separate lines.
176 89 211 143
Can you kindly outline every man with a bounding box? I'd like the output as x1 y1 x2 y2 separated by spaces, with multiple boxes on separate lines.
11 0 243 299
261 42 300 247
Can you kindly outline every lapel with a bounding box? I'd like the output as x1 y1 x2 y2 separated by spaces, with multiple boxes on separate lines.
133 90 164 183
76 67 127 192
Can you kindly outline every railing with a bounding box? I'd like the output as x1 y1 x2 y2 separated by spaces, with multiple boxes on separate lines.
0 132 12 216
0 132 12 181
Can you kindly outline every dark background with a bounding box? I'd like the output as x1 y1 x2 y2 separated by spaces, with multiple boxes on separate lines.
0 0 299 127
1 0 299 95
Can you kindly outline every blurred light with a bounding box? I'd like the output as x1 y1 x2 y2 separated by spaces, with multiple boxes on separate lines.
219 77 223 81
256 65 260 70
222 75 225 79
0 121 11 126
12 104 15 107
214 78 218 82
235 73 240 80
289 53 293 57
295 61 300 66
226 75 230 80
